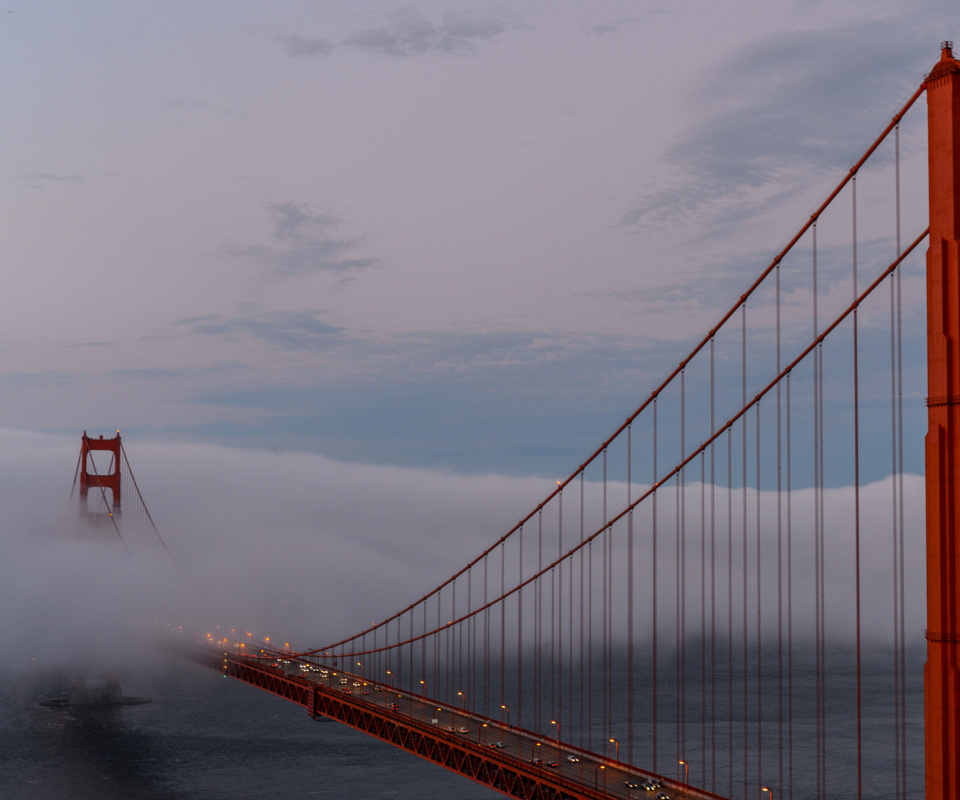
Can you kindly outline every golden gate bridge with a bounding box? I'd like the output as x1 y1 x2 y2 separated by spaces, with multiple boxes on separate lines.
97 42 960 800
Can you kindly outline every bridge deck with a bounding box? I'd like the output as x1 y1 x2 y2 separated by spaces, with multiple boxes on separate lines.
172 634 728 800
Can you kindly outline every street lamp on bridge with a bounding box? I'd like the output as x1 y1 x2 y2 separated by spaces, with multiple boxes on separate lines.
457 690 466 710
501 704 510 726
679 760 689 784
594 764 606 790
609 738 619 764
762 787 773 800
551 719 560 746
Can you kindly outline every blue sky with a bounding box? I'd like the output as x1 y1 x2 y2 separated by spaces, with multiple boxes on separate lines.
1 1 956 477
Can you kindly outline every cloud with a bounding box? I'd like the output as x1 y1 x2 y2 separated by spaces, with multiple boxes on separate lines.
588 11 665 36
342 7 521 58
275 34 336 58
16 173 85 187
178 310 345 351
227 200 378 276
618 18 936 230
160 97 211 113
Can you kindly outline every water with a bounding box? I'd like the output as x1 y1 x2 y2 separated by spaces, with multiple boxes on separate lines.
0 648 924 799
0 658 502 800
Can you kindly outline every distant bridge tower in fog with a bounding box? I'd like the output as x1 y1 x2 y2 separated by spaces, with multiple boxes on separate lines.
70 431 170 557
76 430 122 517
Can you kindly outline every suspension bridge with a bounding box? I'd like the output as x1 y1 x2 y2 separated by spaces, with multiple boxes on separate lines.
153 43 960 800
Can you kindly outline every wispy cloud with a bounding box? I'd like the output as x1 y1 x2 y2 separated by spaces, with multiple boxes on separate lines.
588 11 666 36
344 8 520 57
277 8 523 61
16 173 85 187
227 200 378 277
618 18 936 230
276 34 336 58
179 310 345 351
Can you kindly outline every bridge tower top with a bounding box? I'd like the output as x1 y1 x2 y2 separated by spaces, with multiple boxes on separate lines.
78 431 121 512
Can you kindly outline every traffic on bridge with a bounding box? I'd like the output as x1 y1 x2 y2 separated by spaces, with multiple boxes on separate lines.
174 630 722 800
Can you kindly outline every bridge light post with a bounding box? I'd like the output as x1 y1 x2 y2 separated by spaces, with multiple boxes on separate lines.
609 737 619 764
761 786 773 800
481 722 487 744
679 760 689 784
386 670 393 687
501 703 510 726
551 719 559 746
594 764 606 790
457 690 466 710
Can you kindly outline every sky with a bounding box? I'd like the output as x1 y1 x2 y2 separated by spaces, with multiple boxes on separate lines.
2 0 956 474
0 2 956 660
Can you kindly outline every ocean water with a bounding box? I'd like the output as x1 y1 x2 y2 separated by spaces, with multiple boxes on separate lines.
0 647 924 800
0 659 502 800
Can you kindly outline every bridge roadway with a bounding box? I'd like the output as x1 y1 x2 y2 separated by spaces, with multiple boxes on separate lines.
173 632 728 800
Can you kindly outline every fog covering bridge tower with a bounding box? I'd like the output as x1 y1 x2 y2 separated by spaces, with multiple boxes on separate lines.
78 430 121 516
925 41 960 800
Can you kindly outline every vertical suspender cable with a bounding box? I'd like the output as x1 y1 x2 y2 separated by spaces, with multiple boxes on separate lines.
700 449 706 784
742 303 750 792
553 497 559 730
787 371 794 800
727 426 734 799
895 122 908 800
777 260 784 793
813 219 824 800
603 448 609 744
652 405 659 772
588 479 594 753
852 173 863 800
537 510 543 731
518 523 524 728
710 337 717 792
680 369 687 767
756 400 763 793
580 470 586 750
569 483 575 746
628 423 635 763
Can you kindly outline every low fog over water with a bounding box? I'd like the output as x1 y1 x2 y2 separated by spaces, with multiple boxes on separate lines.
0 428 926 677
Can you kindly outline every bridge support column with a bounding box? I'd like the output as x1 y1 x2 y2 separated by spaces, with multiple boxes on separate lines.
925 40 960 800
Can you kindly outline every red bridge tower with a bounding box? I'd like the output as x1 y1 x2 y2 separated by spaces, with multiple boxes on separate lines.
925 41 960 800
78 431 121 514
